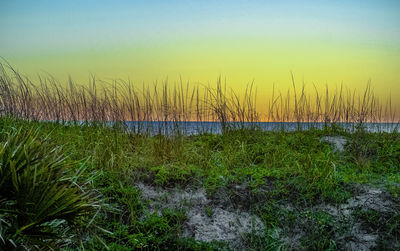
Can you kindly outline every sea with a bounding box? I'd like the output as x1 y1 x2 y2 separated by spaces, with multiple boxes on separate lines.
117 121 400 135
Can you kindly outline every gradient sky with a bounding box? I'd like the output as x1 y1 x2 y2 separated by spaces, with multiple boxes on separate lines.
1 0 400 100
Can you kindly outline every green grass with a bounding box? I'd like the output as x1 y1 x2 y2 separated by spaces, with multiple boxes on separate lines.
0 116 399 250
1 60 399 250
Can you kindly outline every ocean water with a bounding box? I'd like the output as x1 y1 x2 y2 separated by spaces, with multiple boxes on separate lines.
122 121 400 135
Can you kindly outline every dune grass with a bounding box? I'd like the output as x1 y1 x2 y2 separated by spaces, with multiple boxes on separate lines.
0 62 398 133
0 63 399 249
0 116 399 250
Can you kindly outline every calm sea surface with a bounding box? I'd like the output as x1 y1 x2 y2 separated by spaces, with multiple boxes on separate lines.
121 121 399 135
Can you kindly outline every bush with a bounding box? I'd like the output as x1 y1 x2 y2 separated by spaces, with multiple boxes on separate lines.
0 126 95 249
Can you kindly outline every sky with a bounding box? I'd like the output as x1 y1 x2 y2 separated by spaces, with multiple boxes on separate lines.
1 0 400 101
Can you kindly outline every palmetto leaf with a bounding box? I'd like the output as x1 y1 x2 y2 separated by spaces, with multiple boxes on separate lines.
0 126 96 249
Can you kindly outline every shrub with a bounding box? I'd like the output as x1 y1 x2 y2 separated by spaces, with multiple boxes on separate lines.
0 126 95 249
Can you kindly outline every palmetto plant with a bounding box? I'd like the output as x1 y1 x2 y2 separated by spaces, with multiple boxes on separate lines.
0 126 95 249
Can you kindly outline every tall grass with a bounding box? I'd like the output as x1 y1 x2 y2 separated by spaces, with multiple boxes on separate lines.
0 61 397 134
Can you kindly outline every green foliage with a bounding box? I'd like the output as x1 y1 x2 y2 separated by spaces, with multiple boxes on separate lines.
151 164 201 187
95 171 144 223
130 209 186 248
346 131 400 173
244 228 283 250
300 211 337 251
152 134 184 163
0 126 95 249
0 117 399 249
205 206 213 218
353 208 381 227
353 207 400 249
92 206 221 250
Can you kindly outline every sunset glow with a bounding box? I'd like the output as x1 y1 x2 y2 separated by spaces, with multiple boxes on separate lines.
1 0 400 107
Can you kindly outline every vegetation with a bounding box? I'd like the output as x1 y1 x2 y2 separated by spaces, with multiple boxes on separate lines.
0 117 398 250
0 63 399 250
0 62 397 130
0 123 98 249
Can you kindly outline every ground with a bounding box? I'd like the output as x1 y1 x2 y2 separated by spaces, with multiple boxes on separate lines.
0 118 399 250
